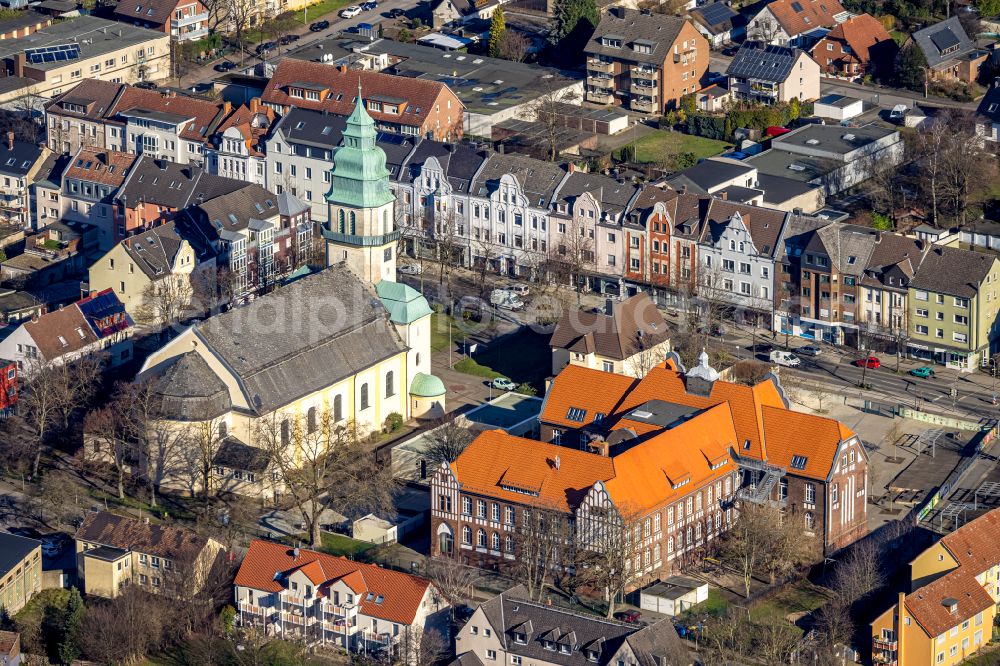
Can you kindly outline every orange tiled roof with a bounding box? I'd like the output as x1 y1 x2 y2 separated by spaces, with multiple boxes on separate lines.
541 365 637 430
940 509 1000 574
451 430 615 513
605 402 737 512
765 0 845 37
760 405 855 480
235 540 430 625
905 567 995 638
215 103 274 158
819 13 893 66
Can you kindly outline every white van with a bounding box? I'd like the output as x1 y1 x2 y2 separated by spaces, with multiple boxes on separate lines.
769 350 801 367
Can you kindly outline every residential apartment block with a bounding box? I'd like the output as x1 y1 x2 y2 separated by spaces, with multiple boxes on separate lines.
871 509 1000 666
114 0 209 42
75 511 223 599
234 540 447 652
585 7 708 114
859 232 925 354
0 135 46 229
0 532 41 615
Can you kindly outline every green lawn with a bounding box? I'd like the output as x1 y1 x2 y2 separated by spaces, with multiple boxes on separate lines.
468 329 551 387
15 587 69 624
454 356 504 380
624 130 731 164
750 580 830 622
679 587 730 622
431 311 468 352
292 0 353 23
320 532 375 557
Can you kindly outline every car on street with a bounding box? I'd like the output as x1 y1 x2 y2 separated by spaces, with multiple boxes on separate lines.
361 1 377 9
398 263 422 275
340 5 362 17
721 46 738 56
133 81 157 89
310 19 330 30
770 350 801 367
797 345 821 357
617 610 641 624
387 7 405 16
213 60 236 72
255 41 277 55
279 34 299 45
508 283 530 298
853 356 881 369
909 366 936 378
492 377 517 391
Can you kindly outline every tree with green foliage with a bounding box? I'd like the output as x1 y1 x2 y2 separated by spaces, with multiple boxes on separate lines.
976 0 1000 18
872 212 893 230
894 41 927 92
57 588 84 666
550 0 597 63
788 96 801 120
488 5 506 58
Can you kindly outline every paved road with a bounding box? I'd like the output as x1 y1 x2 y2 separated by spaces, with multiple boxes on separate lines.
820 76 979 111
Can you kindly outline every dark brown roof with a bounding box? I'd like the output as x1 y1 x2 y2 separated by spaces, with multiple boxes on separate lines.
702 197 786 258
860 232 924 289
64 148 137 188
585 7 692 66
46 79 124 121
110 88 226 143
262 60 457 128
22 303 98 360
549 293 670 360
76 511 214 562
911 245 998 298
114 0 184 27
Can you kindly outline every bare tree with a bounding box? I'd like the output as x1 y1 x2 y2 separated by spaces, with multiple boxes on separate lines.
729 360 772 386
423 557 479 613
136 275 195 334
624 336 670 378
719 502 812 598
221 0 258 66
423 417 474 467
79 587 167 665
498 31 530 62
544 215 595 304
830 537 885 606
530 86 581 162
575 502 645 618
473 238 501 299
397 626 448 666
84 403 130 500
514 503 573 602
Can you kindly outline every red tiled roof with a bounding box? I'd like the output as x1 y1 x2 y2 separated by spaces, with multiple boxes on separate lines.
261 60 458 129
109 88 226 143
765 0 845 37
215 102 275 158
761 405 855 480
814 13 894 66
64 148 137 187
235 540 431 625
940 509 1000 576
114 0 187 26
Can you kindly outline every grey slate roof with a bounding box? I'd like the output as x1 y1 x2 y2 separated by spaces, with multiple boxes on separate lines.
912 16 976 69
811 223 878 275
276 191 310 217
188 184 279 240
33 152 70 189
666 158 756 194
472 152 566 209
213 437 272 472
701 197 787 258
398 139 488 194
777 212 829 264
148 351 232 421
911 245 998 298
474 586 688 666
861 232 924 290
117 156 245 210
273 107 346 151
192 264 407 413
0 532 39 576
0 139 43 178
977 83 1000 124
555 171 639 217
585 7 688 65
726 42 801 83
121 221 198 281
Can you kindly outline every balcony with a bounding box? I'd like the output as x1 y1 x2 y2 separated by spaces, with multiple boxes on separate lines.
586 74 614 90
748 81 778 97
587 89 615 105
324 602 358 618
630 97 658 114
586 58 614 74
631 63 658 76
171 10 208 27
360 630 394 645
238 603 266 615
176 26 209 41
673 48 696 64
629 81 657 96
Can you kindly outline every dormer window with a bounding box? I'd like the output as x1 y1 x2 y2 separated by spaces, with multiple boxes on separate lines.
601 35 623 48
542 640 555 651
558 644 571 655
513 632 527 644
585 649 599 662
289 88 304 99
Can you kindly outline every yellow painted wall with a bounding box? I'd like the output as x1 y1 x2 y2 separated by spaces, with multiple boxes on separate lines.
909 541 959 591
929 607 995 666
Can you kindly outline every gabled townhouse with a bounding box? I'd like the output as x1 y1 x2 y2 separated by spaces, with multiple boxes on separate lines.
45 79 125 155
75 511 223 599
906 245 1000 370
394 138 487 267
0 532 41 615
0 135 47 229
697 199 787 327
859 232 925 354
114 0 209 42
584 7 709 114
207 99 274 188
541 358 867 554
32 152 70 231
908 16 987 85
454 586 689 666
549 170 640 295
467 152 567 279
549 292 671 376
776 219 876 346
0 288 133 375
114 156 245 237
810 13 896 80
747 0 848 47
871 509 1000 666
261 60 464 141
626 188 705 304
725 42 821 104
234 539 447 653
61 148 139 249
88 220 214 319
690 1 746 48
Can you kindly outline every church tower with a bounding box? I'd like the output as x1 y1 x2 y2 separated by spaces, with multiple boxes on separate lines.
323 83 398 285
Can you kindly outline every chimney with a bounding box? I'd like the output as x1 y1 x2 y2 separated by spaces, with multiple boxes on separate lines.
568 162 575 173
222 101 232 115
605 297 614 315
719 189 727 200
679 184 687 194
293 547 300 560
498 143 505 155
553 455 560 470
13 53 24 78
591 441 610 457
5 131 12 151
250 98 260 113
338 64 348 72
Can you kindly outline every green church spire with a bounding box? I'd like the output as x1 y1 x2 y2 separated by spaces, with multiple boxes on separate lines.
325 80 396 209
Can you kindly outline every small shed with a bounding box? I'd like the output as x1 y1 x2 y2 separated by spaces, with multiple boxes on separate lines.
640 576 709 616
813 94 863 122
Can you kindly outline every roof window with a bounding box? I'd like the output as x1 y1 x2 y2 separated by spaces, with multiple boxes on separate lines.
790 455 808 470
566 407 587 422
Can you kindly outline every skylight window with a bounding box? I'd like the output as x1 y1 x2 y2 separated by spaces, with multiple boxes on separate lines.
790 455 808 470
566 407 587 422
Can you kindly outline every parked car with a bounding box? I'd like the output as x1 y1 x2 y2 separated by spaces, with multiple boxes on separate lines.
40 536 61 557
340 5 362 17
255 41 277 55
492 377 517 391
278 34 299 45
310 19 330 30
213 60 236 72
361 1 377 9
617 610 642 624
853 356 881 369
398 263 422 275
721 45 738 56
388 7 405 16
909 366 935 378
133 81 157 89
508 283 530 298
770 350 801 367
797 345 821 357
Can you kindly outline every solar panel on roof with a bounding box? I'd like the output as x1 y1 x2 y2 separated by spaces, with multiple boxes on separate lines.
697 2 737 26
25 43 80 65
790 1 803 10
930 28 960 53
